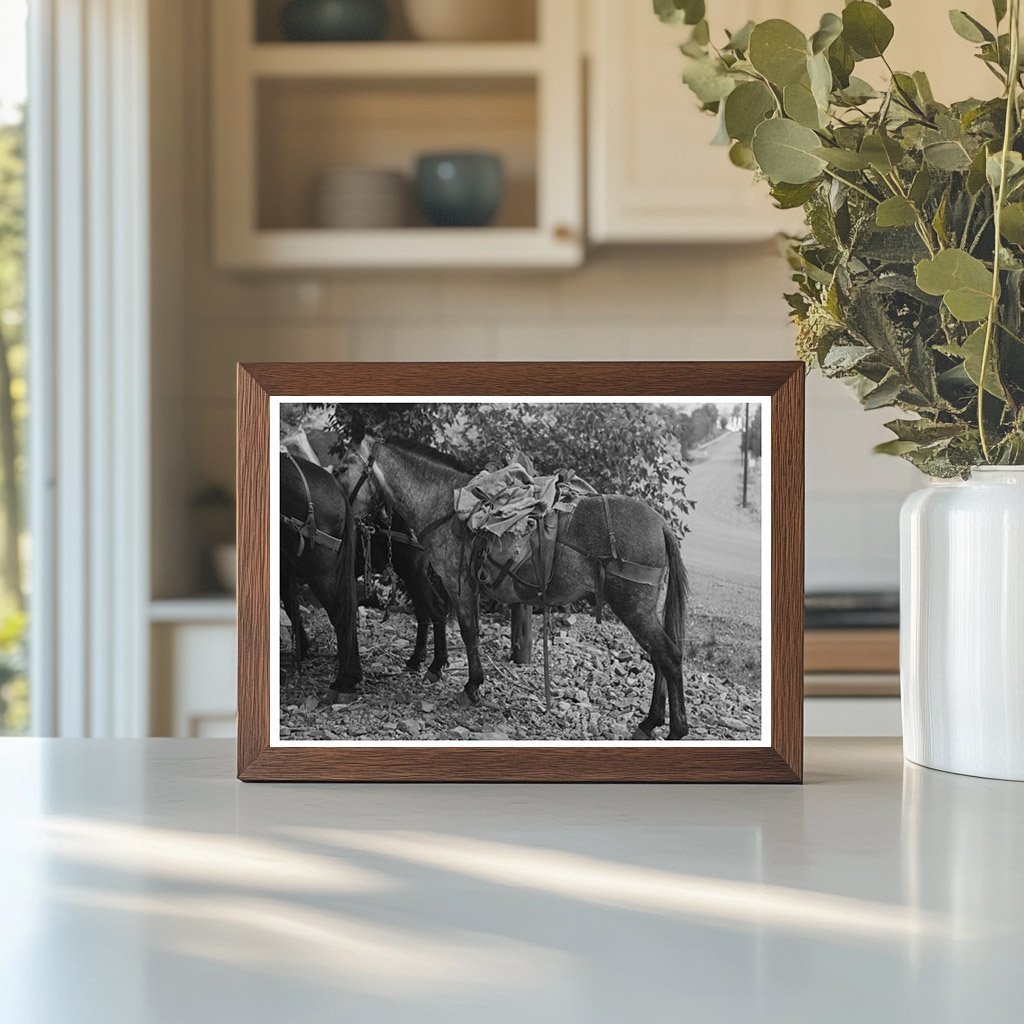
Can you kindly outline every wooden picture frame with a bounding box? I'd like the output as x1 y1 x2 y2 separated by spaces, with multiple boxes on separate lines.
237 362 804 782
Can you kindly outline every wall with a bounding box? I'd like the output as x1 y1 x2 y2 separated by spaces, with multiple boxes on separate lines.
158 0 919 599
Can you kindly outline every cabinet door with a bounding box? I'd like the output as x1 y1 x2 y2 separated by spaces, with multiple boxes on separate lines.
587 0 804 243
587 0 996 244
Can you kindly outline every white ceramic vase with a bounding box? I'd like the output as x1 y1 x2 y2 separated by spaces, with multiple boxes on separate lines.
900 467 1024 780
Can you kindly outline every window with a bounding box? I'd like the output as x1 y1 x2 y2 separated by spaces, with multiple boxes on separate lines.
0 0 27 734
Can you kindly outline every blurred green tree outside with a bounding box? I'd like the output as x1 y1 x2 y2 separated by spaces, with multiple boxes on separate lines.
0 105 27 734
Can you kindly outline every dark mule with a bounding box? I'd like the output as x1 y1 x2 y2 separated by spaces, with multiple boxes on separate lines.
280 453 362 698
354 515 451 681
341 427 690 740
340 443 451 682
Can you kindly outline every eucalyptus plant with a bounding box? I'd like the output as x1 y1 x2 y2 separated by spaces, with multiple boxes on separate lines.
657 0 1024 475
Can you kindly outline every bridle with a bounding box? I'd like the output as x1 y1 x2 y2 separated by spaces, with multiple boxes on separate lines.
346 440 382 509
345 437 457 547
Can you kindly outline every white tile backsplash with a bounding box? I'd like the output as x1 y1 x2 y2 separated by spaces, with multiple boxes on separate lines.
182 254 915 594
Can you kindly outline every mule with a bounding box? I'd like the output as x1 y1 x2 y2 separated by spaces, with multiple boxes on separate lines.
354 515 451 681
280 453 362 698
338 425 690 740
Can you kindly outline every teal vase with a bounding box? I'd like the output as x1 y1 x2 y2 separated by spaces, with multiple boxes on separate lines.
281 0 388 42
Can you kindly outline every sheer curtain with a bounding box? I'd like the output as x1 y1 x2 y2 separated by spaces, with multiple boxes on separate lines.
28 0 151 736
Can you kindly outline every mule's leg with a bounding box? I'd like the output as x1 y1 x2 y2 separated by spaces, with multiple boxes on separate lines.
281 564 308 661
633 670 666 740
426 611 448 683
454 591 485 705
330 614 363 698
611 587 688 740
305 554 362 698
404 575 431 672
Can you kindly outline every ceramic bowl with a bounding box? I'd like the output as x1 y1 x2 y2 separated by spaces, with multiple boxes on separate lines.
316 168 407 228
415 152 504 228
281 0 388 42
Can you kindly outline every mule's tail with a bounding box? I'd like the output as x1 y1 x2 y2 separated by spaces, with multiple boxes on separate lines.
662 523 688 653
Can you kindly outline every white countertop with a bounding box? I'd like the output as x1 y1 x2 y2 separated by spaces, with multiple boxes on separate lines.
0 738 1020 1023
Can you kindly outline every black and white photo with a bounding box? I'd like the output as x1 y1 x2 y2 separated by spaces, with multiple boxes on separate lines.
271 397 770 746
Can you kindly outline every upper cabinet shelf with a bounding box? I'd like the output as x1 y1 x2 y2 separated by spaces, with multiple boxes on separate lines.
211 0 583 270
248 42 545 78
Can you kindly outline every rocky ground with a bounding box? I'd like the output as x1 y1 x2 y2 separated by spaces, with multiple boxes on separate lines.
278 590 762 742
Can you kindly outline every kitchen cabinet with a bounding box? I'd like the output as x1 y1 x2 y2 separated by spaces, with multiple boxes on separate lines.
211 0 583 269
587 0 998 244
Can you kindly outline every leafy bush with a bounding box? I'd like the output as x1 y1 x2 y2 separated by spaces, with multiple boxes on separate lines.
660 0 1024 476
333 403 697 536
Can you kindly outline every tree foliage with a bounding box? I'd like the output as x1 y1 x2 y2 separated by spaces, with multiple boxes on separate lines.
662 0 1024 475
330 402 700 537
743 405 763 456
0 111 26 733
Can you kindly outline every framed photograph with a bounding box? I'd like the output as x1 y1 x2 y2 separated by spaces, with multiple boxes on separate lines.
237 362 804 782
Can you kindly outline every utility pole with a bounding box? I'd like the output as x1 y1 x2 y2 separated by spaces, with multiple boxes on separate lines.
742 403 750 509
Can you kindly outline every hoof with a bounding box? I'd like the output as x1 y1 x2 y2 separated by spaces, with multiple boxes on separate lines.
405 659 424 673
667 728 689 741
455 689 480 708
327 689 359 706
631 727 654 741
425 668 442 683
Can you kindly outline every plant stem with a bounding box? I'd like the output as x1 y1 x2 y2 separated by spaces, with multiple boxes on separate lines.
822 167 881 205
979 0 1021 462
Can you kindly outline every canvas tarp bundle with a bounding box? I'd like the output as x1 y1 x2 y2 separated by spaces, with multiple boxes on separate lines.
454 453 596 538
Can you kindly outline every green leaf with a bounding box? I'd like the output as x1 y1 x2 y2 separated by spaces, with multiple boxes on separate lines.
993 0 1008 24
909 164 933 205
923 140 973 171
1000 203 1024 244
876 197 918 228
784 80 824 129
811 12 843 54
948 10 994 44
729 140 757 169
915 249 994 322
814 146 872 171
932 190 950 247
751 118 828 184
875 439 922 455
807 51 833 109
771 180 820 209
885 418 963 443
827 36 856 88
913 71 935 104
986 150 1024 192
939 325 1006 398
723 81 775 144
748 20 809 86
836 76 879 105
861 133 904 173
842 1 895 59
967 144 992 193
682 57 736 104
862 374 903 409
653 0 705 26
724 20 755 53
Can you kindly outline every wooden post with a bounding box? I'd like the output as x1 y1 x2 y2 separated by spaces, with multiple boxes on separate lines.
511 604 533 665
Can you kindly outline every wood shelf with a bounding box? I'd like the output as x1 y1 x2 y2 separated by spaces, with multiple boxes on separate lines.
217 227 580 270
249 42 544 79
805 629 900 675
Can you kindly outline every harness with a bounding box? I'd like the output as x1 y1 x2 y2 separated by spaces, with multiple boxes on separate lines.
280 450 344 557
